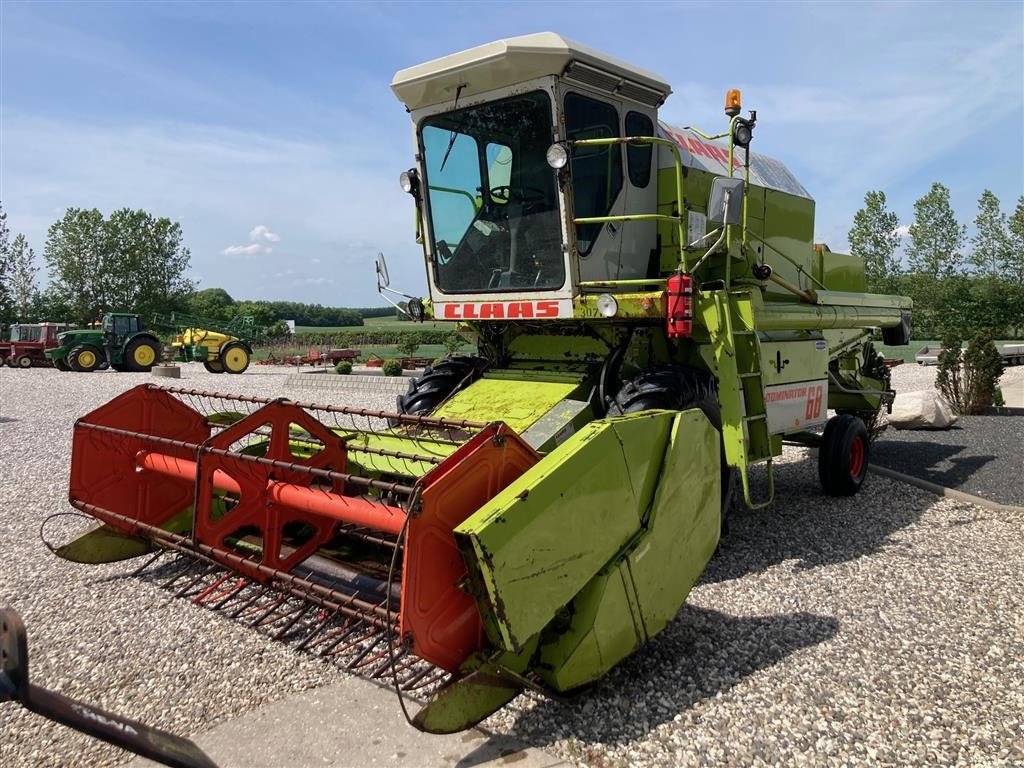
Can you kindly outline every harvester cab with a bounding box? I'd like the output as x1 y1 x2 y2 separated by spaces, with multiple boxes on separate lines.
53 33 911 737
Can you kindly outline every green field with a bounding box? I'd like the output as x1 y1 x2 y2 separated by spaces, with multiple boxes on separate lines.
295 316 456 333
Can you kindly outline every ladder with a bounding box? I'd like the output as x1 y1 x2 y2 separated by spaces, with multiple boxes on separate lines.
712 289 775 509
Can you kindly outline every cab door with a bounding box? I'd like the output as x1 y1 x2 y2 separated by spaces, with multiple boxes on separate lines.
561 90 659 282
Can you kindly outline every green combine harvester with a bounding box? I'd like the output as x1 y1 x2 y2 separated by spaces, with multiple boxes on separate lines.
52 33 910 734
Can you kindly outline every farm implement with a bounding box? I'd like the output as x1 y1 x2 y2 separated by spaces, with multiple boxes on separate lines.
51 33 912 732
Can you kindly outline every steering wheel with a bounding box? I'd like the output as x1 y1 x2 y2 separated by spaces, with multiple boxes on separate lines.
489 186 548 208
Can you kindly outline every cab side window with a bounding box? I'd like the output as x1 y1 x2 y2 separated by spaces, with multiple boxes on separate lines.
564 92 622 256
625 112 654 188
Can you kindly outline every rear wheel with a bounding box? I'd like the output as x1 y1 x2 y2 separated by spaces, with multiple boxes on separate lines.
220 342 251 374
607 365 733 529
818 413 869 496
203 359 225 374
397 357 487 416
70 344 103 373
16 354 33 368
124 336 160 372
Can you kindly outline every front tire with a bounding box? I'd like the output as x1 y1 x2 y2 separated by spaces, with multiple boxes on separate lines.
397 357 487 416
54 357 70 372
818 414 869 496
69 344 103 373
16 354 33 369
203 359 225 374
607 365 733 528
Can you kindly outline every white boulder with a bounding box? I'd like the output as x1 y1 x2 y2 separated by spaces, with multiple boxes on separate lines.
889 390 958 429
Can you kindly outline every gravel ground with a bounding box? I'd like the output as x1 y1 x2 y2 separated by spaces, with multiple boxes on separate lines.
872 364 1024 505
2 364 1023 767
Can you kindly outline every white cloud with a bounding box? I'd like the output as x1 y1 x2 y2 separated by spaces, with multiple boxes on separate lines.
222 242 264 256
222 223 282 256
249 225 280 244
893 225 911 238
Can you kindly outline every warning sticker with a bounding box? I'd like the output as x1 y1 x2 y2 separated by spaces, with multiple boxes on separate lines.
763 379 828 434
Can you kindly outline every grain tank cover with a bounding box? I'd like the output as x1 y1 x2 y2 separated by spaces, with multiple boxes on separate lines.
391 32 672 112
659 122 812 199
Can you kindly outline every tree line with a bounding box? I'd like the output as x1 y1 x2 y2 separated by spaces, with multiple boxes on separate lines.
848 184 1023 338
0 205 378 331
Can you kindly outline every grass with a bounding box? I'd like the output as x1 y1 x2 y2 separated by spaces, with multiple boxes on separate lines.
878 339 1019 363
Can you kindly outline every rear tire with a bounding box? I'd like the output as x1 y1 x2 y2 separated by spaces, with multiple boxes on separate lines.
16 354 33 368
818 414 869 496
607 365 733 529
396 356 487 416
69 344 103 373
124 336 160 372
220 342 251 374
204 359 225 374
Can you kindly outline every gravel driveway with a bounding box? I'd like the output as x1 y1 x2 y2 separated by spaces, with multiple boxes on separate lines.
1 364 1021 767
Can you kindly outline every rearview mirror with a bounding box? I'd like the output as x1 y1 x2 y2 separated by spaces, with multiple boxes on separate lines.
375 252 390 290
707 177 744 225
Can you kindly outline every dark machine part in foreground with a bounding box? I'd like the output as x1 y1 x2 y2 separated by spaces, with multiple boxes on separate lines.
0 608 218 768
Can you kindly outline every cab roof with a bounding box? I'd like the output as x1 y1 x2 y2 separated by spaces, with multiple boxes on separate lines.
391 32 672 112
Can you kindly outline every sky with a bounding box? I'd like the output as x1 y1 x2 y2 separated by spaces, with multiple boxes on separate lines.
2 0 1022 306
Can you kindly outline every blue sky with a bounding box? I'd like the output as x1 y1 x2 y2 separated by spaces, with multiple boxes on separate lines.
2 1 1022 306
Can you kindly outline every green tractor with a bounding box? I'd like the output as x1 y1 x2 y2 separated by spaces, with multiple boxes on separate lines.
45 312 161 373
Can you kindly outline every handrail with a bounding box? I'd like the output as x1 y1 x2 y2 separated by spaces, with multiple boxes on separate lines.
567 136 686 268
426 185 479 211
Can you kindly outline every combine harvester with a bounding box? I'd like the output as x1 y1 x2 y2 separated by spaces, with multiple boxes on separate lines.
51 34 911 733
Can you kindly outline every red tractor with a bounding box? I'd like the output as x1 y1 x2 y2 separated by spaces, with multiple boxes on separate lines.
3 322 75 368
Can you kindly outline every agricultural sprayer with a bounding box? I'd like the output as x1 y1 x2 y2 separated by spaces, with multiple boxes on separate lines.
51 33 911 733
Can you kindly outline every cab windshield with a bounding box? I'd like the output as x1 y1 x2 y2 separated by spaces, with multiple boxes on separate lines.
420 90 563 293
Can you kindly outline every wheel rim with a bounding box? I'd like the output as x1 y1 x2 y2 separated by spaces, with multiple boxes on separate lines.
849 434 866 478
18 357 31 368
134 344 156 366
223 347 248 372
78 350 96 368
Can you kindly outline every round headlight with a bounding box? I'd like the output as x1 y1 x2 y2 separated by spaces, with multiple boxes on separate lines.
399 170 414 193
407 297 425 321
596 294 618 318
732 119 753 148
546 143 569 170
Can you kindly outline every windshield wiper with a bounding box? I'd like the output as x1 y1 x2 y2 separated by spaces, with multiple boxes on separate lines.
439 84 466 173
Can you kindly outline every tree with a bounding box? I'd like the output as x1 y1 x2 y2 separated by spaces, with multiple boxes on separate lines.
0 203 12 327
43 208 107 322
848 190 901 294
7 234 39 319
187 287 236 320
970 190 1010 277
1005 196 1024 335
45 208 194 323
1006 195 1024 283
102 208 194 320
905 183 968 336
907 182 967 279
